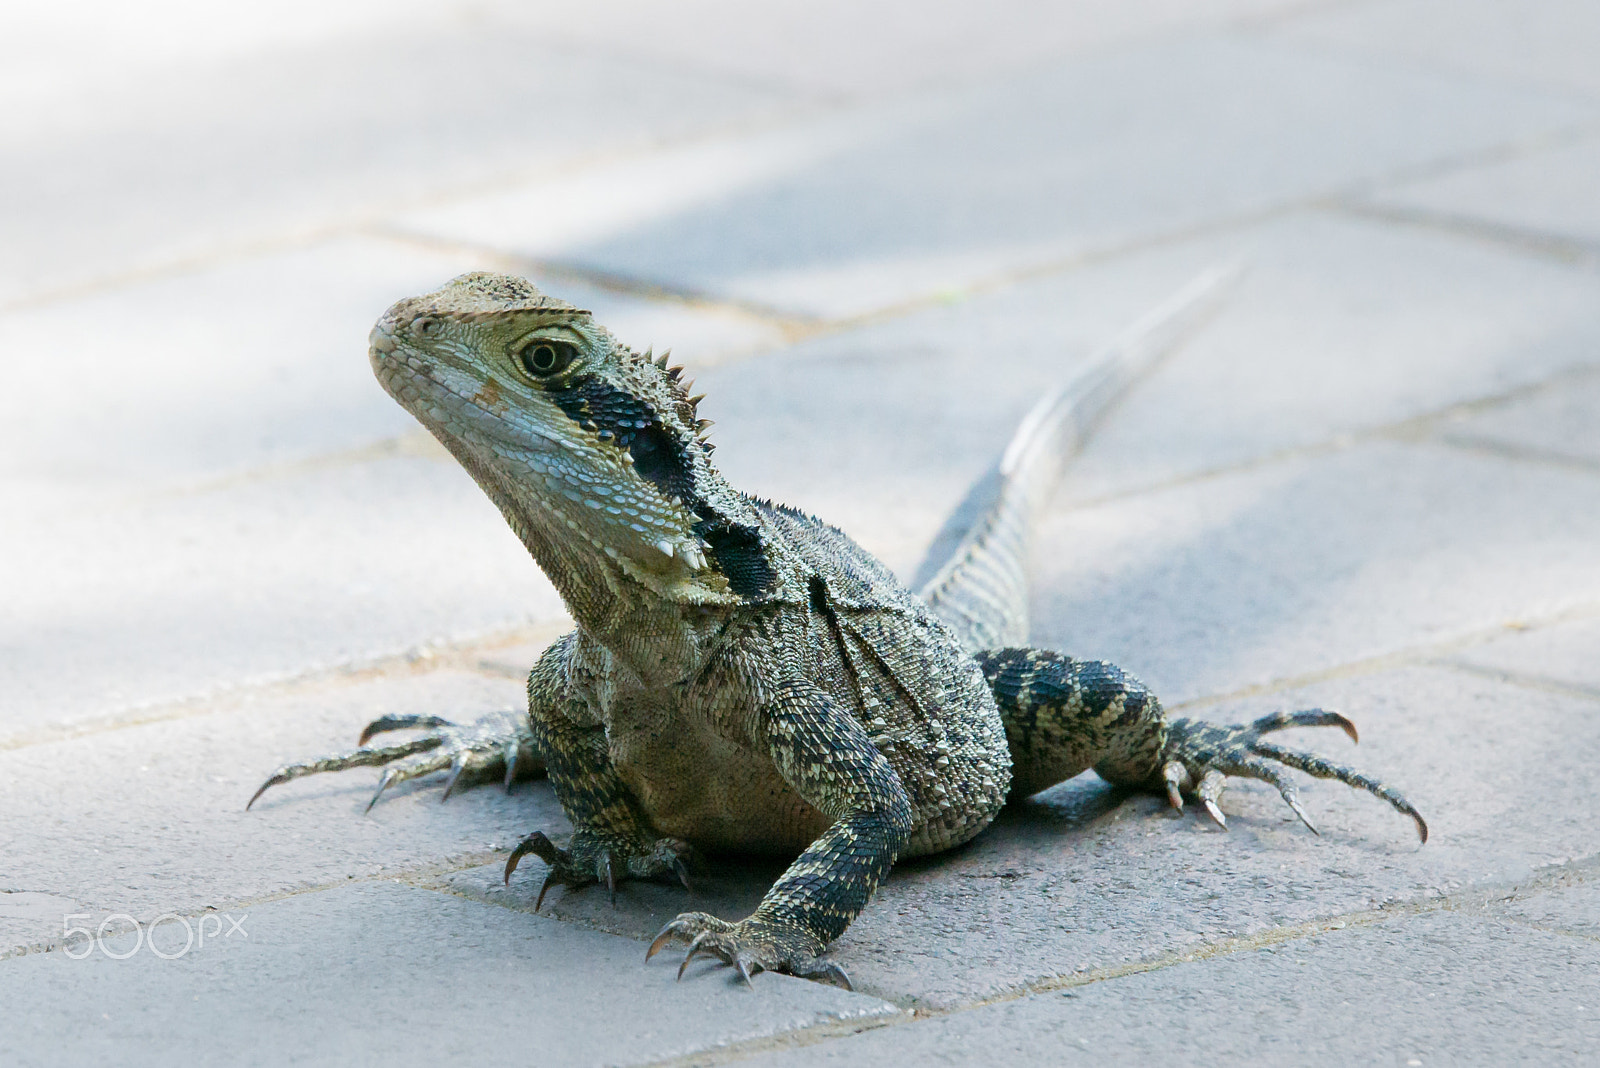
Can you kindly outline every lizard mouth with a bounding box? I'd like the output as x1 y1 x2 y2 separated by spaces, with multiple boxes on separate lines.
370 342 572 458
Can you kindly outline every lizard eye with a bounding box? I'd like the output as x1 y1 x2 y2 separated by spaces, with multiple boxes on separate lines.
517 339 577 378
411 316 440 337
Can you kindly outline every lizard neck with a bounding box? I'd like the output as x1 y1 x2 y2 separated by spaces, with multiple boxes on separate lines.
446 435 741 685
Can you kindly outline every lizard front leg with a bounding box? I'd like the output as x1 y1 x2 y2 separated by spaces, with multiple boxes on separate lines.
503 637 693 906
980 648 1427 841
647 678 914 989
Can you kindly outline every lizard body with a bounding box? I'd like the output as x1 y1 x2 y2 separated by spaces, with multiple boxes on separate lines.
252 271 1426 986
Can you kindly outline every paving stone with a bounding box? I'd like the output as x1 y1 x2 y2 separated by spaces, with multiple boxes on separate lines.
1432 371 1600 469
0 669 556 958
0 455 566 735
1277 0 1600 100
1367 136 1600 252
747 911 1600 1065
0 881 896 1068
0 10 788 305
401 32 1593 319
430 663 1600 1008
675 213 1600 584
1449 617 1600 696
1033 441 1600 703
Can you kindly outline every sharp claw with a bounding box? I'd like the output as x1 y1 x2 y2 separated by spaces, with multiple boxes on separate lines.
505 831 556 885
1197 769 1227 829
1203 798 1228 829
646 923 681 962
364 768 397 814
502 742 518 793
1281 791 1319 835
439 754 467 802
669 854 693 891
799 960 854 991
736 958 753 987
1334 714 1359 745
1412 812 1429 845
535 872 557 912
603 854 617 907
504 849 526 885
246 774 287 811
1161 761 1187 812
358 714 450 746
678 933 714 981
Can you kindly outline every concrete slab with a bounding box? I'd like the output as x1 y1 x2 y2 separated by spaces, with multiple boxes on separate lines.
0 12 789 305
1367 136 1600 254
0 881 897 1068
399 32 1594 319
0 456 566 735
1277 0 1600 100
0 668 557 958
1033 441 1600 703
748 911 1600 1065
437 662 1600 1008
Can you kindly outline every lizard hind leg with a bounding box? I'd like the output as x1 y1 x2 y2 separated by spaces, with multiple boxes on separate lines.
246 708 540 811
977 648 1428 842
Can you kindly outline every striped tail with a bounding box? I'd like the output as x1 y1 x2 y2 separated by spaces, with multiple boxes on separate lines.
917 264 1242 652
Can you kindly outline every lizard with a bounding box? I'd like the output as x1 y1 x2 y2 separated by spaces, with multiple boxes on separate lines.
248 268 1427 989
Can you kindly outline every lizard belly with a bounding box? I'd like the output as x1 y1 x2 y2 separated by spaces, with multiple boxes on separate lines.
606 713 829 855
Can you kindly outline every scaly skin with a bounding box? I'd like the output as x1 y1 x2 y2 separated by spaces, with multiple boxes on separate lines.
251 272 1427 989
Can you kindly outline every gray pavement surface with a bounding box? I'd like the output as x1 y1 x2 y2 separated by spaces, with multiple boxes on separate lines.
4 1 1598 1064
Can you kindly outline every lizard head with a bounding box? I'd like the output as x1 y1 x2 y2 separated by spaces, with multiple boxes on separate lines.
368 272 773 606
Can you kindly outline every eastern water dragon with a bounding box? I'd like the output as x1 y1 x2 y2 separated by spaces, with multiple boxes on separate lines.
250 268 1426 988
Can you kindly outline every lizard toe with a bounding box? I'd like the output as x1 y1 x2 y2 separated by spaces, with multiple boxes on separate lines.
249 709 538 811
650 912 837 988
1161 711 1427 841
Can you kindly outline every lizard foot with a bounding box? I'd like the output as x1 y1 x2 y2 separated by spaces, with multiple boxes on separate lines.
247 709 534 811
1159 709 1427 842
646 912 853 990
504 829 693 909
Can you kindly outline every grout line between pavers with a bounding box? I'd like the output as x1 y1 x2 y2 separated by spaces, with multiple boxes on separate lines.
1426 657 1600 706
0 94 861 320
1057 360 1600 515
0 618 572 754
1428 433 1600 477
1469 908 1600 947
1164 597 1600 715
360 224 825 343
1327 197 1600 271
639 853 1600 1067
